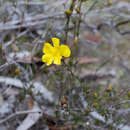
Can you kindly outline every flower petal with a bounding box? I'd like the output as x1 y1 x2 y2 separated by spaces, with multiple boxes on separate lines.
60 45 71 57
54 56 62 65
52 37 60 47
42 54 53 66
43 43 53 54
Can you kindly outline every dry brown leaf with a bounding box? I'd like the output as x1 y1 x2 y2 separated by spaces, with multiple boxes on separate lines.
83 33 102 43
65 57 99 64
47 57 99 71
77 57 99 64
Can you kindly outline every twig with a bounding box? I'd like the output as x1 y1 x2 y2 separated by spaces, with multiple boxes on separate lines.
115 20 130 27
4 29 29 47
84 0 98 18
63 60 81 82
0 76 54 102
87 0 98 13
120 30 130 35
0 110 42 124
0 13 64 31
90 111 130 130
114 20 130 35
17 1 46 6
116 100 130 105
0 62 13 71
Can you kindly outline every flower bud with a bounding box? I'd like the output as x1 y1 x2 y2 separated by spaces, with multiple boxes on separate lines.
76 7 80 14
61 97 67 105
65 9 72 16
107 0 112 6
106 85 112 92
93 93 98 99
128 91 130 97
86 89 91 94
93 103 98 108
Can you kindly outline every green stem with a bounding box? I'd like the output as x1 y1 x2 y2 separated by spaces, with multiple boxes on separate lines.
63 60 81 82
65 0 76 44
76 0 83 37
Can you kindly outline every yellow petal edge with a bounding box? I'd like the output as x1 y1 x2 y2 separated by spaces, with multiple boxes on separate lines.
60 44 71 57
52 37 60 47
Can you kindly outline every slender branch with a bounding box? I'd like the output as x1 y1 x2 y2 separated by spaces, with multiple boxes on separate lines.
0 110 42 124
64 0 76 43
0 13 64 31
76 0 82 37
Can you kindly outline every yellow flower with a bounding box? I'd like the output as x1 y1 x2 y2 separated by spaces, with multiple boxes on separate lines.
42 37 71 66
